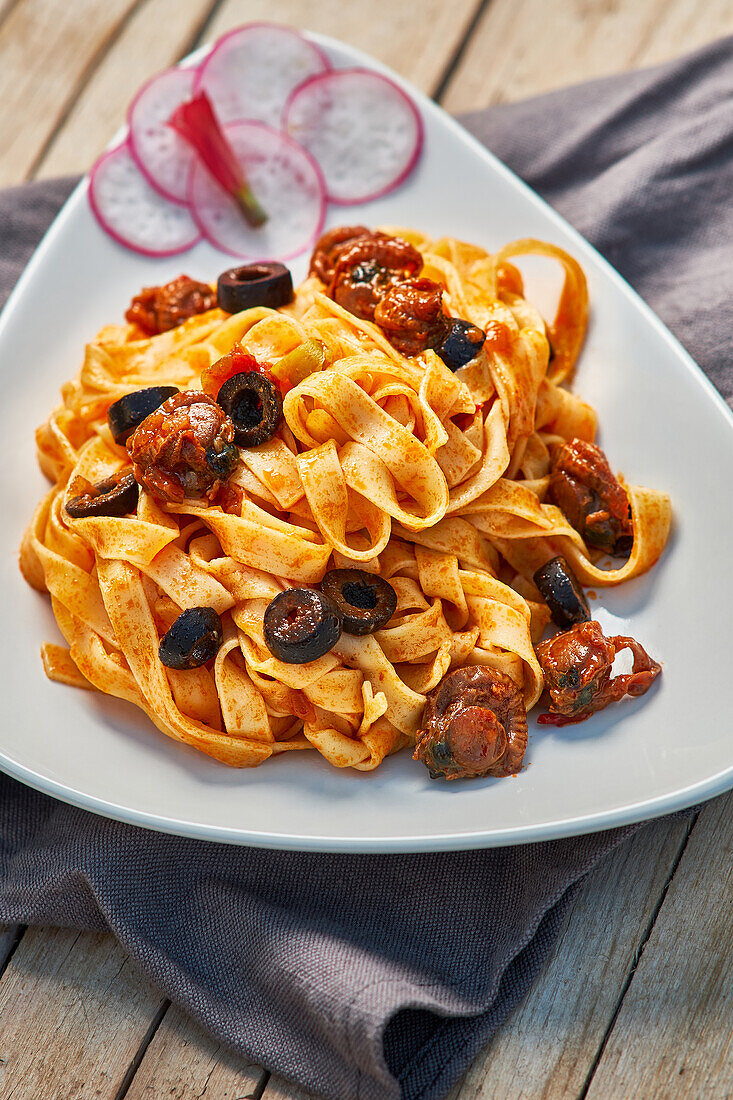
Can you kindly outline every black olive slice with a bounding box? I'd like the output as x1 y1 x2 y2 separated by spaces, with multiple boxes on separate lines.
108 386 179 445
217 263 294 313
321 569 397 635
533 556 590 629
436 318 486 371
65 471 139 519
216 371 283 447
158 607 223 670
263 589 342 664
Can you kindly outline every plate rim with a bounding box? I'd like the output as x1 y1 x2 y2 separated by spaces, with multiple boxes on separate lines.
1 29 731 851
0 746 726 850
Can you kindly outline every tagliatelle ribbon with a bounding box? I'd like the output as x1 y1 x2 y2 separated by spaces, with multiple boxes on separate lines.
168 500 332 584
494 238 589 385
285 368 449 529
20 227 671 774
297 439 392 561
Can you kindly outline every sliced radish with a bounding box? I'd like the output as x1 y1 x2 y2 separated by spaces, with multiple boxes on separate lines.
283 68 423 205
188 120 325 261
195 22 330 128
127 66 198 204
89 142 201 257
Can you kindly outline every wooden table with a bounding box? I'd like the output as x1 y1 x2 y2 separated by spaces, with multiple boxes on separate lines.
2 1 732 1097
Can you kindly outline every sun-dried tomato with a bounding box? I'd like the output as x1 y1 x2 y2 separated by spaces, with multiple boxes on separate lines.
328 233 423 321
125 276 217 336
373 277 449 356
309 225 372 284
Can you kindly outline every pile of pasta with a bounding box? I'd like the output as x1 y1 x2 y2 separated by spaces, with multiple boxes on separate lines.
20 230 672 771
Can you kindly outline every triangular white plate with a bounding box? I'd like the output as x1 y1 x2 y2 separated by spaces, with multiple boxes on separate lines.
1 33 731 851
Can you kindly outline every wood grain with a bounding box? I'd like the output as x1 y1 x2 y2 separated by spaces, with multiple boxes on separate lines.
632 0 733 67
0 0 138 186
32 0 484 182
35 0 217 179
585 792 733 1099
124 1003 266 1099
0 927 167 1099
0 0 20 27
205 0 484 96
442 0 733 114
453 815 692 1100
260 1075 322 1099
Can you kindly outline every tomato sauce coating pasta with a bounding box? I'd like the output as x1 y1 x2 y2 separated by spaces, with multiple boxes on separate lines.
20 229 672 774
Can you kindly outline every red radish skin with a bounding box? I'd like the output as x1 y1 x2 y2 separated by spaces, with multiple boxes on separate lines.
127 67 198 205
283 68 424 205
194 22 330 129
87 26 425 258
89 142 201 258
188 120 326 261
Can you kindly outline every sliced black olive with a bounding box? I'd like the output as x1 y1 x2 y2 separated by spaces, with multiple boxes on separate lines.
321 569 397 636
533 555 590 629
158 606 223 670
263 589 342 664
217 263 294 313
436 318 486 371
216 371 283 447
107 386 179 445
65 470 139 519
205 440 240 479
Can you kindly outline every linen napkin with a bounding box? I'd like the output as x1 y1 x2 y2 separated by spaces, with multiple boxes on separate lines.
1 33 731 1100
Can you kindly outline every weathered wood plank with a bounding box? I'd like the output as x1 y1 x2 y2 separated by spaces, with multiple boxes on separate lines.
124 1003 266 1100
0 927 167 1099
33 0 484 183
585 791 733 1100
36 0 217 180
628 0 733 68
205 0 484 96
0 0 20 27
260 1075 321 1099
442 0 733 114
0 0 137 186
452 815 692 1099
16 0 733 188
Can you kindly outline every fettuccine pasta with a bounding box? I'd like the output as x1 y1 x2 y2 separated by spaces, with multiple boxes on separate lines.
20 228 671 774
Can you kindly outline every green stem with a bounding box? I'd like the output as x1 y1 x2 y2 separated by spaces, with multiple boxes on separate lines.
235 183 268 228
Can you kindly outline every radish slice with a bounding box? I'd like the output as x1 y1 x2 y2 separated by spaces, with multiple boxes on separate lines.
195 23 330 128
128 66 198 204
283 68 423 205
89 142 201 257
188 120 325 261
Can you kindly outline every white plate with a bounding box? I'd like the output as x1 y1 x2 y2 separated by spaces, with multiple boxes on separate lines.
1 33 732 852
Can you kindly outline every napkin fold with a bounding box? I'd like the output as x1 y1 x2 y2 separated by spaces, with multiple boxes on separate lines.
1 34 731 1100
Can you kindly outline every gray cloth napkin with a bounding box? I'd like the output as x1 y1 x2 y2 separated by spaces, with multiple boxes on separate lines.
1 34 731 1100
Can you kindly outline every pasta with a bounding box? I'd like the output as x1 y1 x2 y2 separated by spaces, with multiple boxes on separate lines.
20 228 672 776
